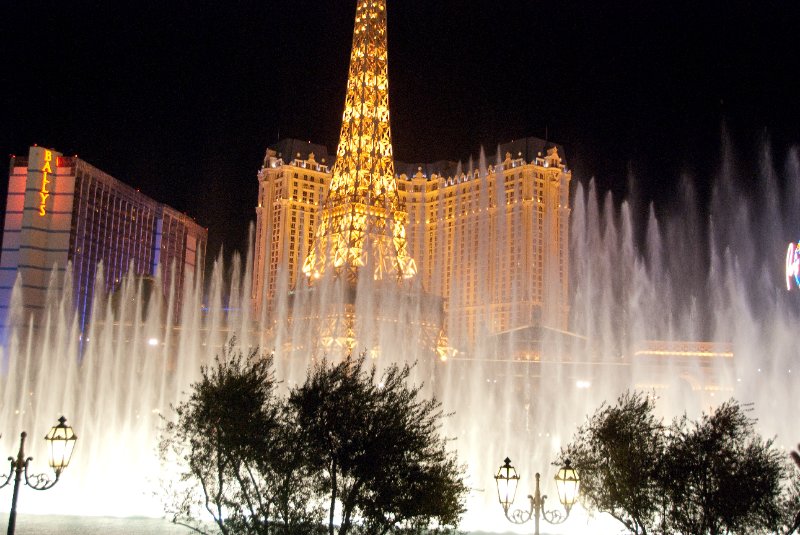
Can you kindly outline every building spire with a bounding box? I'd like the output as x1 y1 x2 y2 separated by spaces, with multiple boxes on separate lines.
302 0 416 283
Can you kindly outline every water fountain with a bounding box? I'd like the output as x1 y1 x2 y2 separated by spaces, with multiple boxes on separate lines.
1 140 798 533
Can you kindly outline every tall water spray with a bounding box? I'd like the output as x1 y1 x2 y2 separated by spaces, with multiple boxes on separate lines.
1 142 799 533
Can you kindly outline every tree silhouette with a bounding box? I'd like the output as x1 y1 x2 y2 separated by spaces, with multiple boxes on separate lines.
161 343 467 534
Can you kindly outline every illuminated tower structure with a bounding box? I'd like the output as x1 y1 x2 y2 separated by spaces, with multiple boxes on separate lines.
251 0 571 352
301 0 416 284
253 0 444 356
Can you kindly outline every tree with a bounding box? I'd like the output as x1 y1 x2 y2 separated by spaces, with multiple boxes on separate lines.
560 393 798 535
288 353 468 535
161 344 466 534
660 401 788 535
789 443 800 533
782 466 800 535
159 339 321 534
557 391 665 535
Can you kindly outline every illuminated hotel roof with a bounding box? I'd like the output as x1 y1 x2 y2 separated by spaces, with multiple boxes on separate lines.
270 135 567 181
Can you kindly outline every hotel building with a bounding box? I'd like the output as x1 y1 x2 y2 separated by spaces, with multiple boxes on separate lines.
398 140 570 338
252 139 331 312
1 146 207 337
253 137 571 344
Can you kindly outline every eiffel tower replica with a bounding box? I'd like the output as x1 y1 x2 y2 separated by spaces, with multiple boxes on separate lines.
287 0 449 360
302 0 415 284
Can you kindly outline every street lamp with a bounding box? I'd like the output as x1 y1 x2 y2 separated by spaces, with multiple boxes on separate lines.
0 416 77 535
495 457 579 535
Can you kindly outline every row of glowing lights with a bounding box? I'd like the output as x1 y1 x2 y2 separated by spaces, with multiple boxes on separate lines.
137 337 797 381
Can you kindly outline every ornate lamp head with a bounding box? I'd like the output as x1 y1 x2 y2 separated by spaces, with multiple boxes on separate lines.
554 459 580 512
44 416 77 476
494 457 520 512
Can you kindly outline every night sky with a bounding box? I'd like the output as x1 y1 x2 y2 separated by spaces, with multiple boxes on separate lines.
2 0 799 266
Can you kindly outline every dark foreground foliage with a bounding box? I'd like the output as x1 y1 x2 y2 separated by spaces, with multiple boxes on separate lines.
558 391 800 535
289 354 466 535
160 341 467 535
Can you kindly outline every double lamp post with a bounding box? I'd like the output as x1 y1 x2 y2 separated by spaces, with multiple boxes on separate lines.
495 457 580 535
0 417 77 535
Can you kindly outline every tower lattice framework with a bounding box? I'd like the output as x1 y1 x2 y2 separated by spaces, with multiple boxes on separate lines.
302 0 416 284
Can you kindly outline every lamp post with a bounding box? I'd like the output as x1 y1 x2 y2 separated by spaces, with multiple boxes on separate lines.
494 457 579 535
0 416 77 535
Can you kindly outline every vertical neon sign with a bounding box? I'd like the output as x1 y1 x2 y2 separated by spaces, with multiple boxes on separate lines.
39 149 53 216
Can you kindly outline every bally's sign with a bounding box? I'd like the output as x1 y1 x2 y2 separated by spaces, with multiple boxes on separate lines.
29 146 58 217
39 149 53 216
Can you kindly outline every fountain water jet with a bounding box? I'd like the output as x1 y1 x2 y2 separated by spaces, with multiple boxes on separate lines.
1 143 798 533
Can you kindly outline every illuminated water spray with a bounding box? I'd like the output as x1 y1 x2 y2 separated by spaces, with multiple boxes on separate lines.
1 0 798 530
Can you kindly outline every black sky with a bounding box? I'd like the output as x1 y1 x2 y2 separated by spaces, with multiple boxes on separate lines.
2 0 799 264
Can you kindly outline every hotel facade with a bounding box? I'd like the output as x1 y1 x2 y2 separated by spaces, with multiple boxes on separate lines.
1 146 207 337
253 137 571 345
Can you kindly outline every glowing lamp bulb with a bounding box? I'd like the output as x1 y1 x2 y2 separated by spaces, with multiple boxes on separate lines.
45 416 77 475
